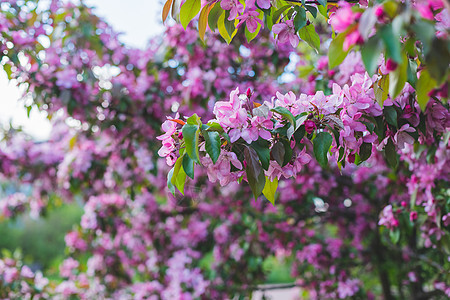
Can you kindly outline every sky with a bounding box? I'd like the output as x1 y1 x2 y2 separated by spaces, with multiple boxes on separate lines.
0 0 164 141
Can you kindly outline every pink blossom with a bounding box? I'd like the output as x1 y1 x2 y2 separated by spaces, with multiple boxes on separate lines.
329 2 358 32
272 20 299 47
378 205 399 229
394 124 415 150
237 10 263 33
220 0 244 21
213 87 248 129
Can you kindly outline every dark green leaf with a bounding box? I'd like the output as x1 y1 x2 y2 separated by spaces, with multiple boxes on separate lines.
361 35 383 76
313 132 332 168
203 130 221 164
411 20 435 55
384 106 398 128
293 125 306 144
271 141 285 166
359 142 372 162
328 32 350 69
317 0 327 7
271 107 295 128
244 147 266 199
208 3 224 32
182 154 195 179
380 24 402 63
425 38 450 84
293 6 307 32
385 138 398 169
182 124 200 163
250 139 271 170
305 5 317 18
281 139 293 166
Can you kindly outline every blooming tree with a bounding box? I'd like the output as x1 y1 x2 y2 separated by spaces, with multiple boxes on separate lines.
0 0 449 299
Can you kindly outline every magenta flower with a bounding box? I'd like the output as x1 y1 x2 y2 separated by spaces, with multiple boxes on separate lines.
329 2 358 32
213 87 248 129
220 0 244 21
394 124 415 150
239 116 273 143
378 205 399 229
272 20 299 47
246 0 271 10
236 10 263 33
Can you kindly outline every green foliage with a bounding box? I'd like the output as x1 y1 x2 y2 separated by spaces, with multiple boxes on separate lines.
328 32 350 69
244 146 266 199
298 24 320 53
182 124 201 163
361 35 383 76
180 0 201 29
416 68 437 112
0 203 83 271
313 132 332 168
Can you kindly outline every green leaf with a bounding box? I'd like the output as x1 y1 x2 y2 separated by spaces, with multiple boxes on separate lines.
167 167 176 195
293 6 307 32
374 74 389 106
298 24 320 53
208 2 223 32
281 139 293 166
244 147 266 199
293 125 306 144
359 142 372 162
171 156 187 194
182 124 200 163
250 139 271 171
385 138 398 169
224 10 236 37
271 141 285 166
205 121 224 132
203 130 221 164
317 0 327 7
361 35 383 76
318 4 327 18
272 4 291 24
380 24 402 64
328 32 350 69
384 106 398 128
182 154 195 179
180 0 201 29
416 68 437 112
425 38 450 85
313 132 332 168
388 53 408 99
411 20 435 56
262 176 278 205
305 5 317 18
406 59 418 88
186 113 201 125
271 107 295 128
389 228 400 244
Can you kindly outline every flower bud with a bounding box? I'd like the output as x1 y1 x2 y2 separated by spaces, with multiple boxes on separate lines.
385 59 398 72
304 120 316 134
